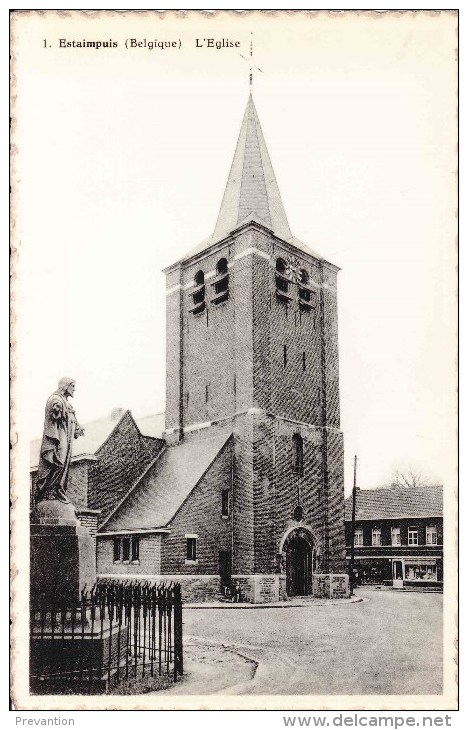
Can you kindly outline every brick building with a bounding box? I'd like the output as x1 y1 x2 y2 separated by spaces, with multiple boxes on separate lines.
31 94 349 602
345 485 443 588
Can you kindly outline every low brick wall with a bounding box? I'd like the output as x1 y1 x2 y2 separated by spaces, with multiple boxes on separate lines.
98 572 350 601
97 573 220 603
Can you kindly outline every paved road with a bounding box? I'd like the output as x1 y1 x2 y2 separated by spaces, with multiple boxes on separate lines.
164 588 443 696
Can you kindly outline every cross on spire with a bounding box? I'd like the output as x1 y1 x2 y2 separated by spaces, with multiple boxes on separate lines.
240 32 263 87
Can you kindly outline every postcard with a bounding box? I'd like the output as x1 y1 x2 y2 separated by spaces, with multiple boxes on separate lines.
10 9 458 712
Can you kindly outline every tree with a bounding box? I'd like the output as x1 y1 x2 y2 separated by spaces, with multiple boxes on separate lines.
390 468 435 489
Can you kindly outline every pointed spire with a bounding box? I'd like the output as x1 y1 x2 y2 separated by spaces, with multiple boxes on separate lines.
213 95 292 244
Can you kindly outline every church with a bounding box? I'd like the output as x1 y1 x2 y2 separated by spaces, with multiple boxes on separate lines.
31 94 349 602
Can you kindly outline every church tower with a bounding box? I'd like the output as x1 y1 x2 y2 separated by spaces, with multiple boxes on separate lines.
163 95 348 600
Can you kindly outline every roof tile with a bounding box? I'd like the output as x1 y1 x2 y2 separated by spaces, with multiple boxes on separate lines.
344 485 443 521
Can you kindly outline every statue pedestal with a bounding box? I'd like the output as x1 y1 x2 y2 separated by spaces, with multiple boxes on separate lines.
30 500 96 604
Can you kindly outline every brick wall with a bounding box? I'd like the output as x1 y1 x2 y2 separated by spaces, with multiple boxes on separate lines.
97 533 162 575
165 264 183 441
345 517 443 548
95 573 221 603
76 509 100 539
30 459 93 510
160 435 233 576
88 412 164 524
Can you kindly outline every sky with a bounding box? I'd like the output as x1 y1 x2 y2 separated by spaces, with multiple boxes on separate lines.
11 10 457 495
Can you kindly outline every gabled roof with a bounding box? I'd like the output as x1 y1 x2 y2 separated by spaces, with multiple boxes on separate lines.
89 430 165 526
30 409 166 468
101 429 232 532
344 485 443 521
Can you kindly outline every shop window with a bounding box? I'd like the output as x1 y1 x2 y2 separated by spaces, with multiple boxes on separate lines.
190 270 206 315
221 489 230 517
405 563 437 581
275 258 292 302
391 527 401 546
408 527 419 546
186 536 197 562
212 258 229 304
354 528 363 547
292 433 304 475
426 526 437 545
372 529 382 546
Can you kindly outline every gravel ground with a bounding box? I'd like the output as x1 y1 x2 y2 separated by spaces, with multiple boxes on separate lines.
160 588 443 696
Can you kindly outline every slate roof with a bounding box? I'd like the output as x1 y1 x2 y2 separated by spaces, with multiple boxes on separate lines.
213 94 292 244
344 485 443 521
169 95 325 266
89 435 165 526
101 429 232 531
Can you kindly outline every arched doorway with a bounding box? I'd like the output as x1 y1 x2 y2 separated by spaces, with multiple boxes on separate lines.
286 534 312 596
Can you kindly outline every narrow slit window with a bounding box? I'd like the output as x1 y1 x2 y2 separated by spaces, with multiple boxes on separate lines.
283 345 287 367
292 433 304 475
221 489 230 517
122 537 131 562
186 537 197 562
113 538 121 563
131 537 140 562
302 352 306 371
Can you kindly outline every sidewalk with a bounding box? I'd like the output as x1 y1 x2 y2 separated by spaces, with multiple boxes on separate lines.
184 594 363 609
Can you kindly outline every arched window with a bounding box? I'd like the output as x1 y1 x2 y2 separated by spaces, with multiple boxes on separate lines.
276 258 286 274
212 258 229 304
292 433 304 475
275 258 291 301
191 270 206 314
216 258 228 275
298 268 313 310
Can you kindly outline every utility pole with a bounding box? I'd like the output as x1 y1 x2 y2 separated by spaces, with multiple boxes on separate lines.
349 455 358 594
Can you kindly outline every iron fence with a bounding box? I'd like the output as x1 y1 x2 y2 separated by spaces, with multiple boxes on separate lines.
30 580 183 694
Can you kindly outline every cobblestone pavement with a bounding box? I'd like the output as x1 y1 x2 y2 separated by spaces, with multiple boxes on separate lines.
161 588 443 696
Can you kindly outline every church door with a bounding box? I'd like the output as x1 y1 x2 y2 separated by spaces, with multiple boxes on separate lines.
286 536 312 596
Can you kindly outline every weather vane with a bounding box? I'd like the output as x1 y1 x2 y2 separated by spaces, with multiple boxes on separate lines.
240 32 263 87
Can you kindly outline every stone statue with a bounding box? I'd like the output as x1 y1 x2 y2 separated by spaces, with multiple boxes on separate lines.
35 377 85 505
